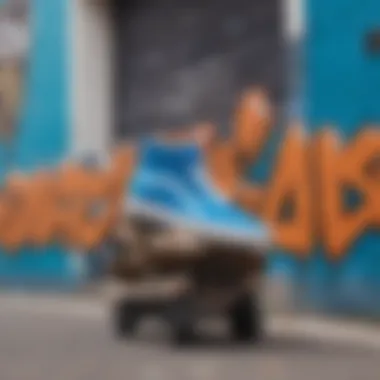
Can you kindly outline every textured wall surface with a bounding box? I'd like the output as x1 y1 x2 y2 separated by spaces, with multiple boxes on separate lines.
302 0 380 315
112 0 284 138
0 0 83 287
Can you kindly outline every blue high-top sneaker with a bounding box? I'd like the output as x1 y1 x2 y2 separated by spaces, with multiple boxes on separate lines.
125 139 272 251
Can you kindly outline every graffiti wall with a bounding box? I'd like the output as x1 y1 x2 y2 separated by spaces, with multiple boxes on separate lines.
0 0 29 167
0 85 379 314
0 0 83 287
300 0 380 314
0 0 378 316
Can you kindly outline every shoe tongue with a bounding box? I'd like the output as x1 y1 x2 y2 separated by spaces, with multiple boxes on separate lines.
140 139 202 172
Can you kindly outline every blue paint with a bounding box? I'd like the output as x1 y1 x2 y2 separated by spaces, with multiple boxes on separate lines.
0 0 83 287
16 0 69 168
247 0 380 316
306 0 380 131
302 0 380 314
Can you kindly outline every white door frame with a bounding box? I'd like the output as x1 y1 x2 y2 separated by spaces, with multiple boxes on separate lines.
70 0 113 160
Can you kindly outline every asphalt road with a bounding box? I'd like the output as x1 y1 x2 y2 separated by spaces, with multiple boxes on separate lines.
0 294 380 380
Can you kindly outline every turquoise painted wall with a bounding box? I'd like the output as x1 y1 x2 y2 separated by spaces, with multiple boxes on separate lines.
247 0 380 316
0 0 85 287
302 0 380 314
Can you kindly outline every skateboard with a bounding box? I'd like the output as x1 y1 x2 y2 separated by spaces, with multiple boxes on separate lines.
107 214 267 345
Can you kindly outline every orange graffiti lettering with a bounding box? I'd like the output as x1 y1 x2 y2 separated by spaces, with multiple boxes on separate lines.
1 89 380 258
316 128 380 258
0 146 135 250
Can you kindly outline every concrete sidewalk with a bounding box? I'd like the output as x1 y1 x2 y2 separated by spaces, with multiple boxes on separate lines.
1 290 380 350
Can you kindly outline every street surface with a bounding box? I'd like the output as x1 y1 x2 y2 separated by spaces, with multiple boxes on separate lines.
0 293 379 380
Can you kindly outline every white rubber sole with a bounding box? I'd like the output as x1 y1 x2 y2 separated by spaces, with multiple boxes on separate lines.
124 198 272 253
